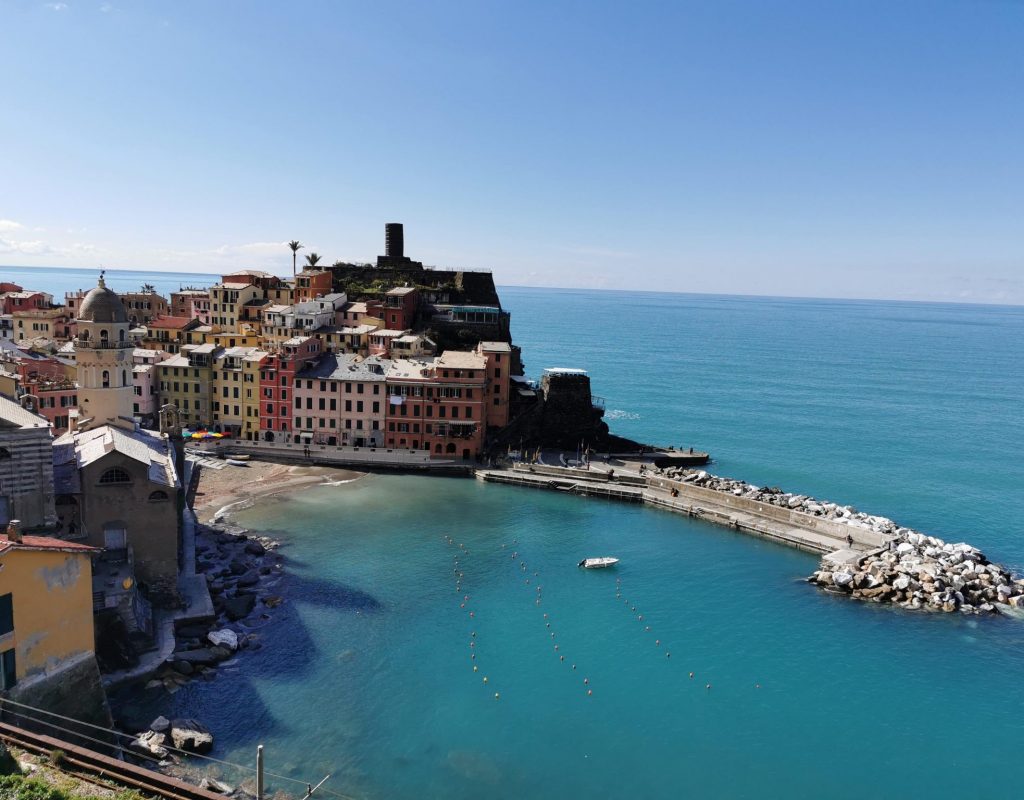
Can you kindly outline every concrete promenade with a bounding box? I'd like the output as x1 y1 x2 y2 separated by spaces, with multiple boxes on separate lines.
476 462 893 556
210 439 473 473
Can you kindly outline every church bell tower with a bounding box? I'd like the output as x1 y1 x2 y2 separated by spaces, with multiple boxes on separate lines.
73 273 135 431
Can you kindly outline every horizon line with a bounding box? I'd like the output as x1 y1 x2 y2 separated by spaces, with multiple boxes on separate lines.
3 262 1021 310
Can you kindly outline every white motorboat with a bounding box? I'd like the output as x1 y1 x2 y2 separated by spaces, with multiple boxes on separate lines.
225 459 250 467
578 557 619 569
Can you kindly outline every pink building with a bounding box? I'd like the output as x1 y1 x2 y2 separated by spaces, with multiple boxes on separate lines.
477 341 512 429
2 290 53 315
132 348 170 424
293 354 388 446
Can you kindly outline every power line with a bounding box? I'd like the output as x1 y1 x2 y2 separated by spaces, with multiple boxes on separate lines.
0 697 358 798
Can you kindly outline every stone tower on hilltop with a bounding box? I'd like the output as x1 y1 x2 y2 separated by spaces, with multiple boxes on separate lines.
72 273 135 432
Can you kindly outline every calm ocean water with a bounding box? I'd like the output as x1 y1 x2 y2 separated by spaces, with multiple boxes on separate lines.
16 267 1024 797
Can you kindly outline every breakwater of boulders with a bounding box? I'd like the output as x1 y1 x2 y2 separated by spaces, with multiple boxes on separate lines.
653 467 1024 615
662 467 904 536
809 534 1024 615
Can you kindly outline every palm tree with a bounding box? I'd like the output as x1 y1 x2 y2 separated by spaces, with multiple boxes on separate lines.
287 240 303 279
305 252 322 268
141 283 155 293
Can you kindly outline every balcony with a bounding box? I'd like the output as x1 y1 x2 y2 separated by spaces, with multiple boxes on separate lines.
75 338 133 350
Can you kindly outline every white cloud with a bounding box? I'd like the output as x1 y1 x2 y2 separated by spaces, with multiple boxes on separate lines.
0 238 52 256
0 219 24 232
45 2 69 10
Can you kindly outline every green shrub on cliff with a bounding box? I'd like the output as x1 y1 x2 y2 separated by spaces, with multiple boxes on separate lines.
0 774 146 800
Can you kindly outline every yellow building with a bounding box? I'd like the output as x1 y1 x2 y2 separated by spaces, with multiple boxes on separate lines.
211 346 263 435
12 307 72 342
0 367 18 400
0 526 97 693
241 349 268 441
209 282 261 332
155 343 219 429
202 330 261 350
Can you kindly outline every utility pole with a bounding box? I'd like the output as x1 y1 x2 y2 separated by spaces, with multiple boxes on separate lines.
256 745 264 800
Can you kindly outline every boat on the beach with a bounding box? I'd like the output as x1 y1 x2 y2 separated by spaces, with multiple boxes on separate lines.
578 557 619 569
228 453 250 461
225 459 250 467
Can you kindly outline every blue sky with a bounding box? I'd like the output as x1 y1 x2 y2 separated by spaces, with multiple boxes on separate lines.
1 1 1021 303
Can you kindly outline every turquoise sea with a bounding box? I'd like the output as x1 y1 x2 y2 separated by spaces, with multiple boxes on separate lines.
11 267 1024 797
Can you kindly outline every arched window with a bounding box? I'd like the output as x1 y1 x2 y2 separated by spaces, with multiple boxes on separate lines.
100 329 109 342
119 329 126 341
434 443 442 453
446 443 456 454
80 329 90 341
99 467 131 484
148 490 169 501
122 370 128 386
102 370 110 388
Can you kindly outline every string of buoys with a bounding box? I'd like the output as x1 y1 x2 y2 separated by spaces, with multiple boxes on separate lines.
445 534 500 700
512 545 596 700
615 575 674 662
613 576 764 694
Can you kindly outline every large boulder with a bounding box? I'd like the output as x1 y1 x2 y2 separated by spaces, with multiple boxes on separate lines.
207 629 239 651
200 778 235 794
170 648 220 666
129 730 169 758
244 540 266 556
170 719 214 754
831 572 854 588
224 594 256 621
149 715 171 733
237 570 260 588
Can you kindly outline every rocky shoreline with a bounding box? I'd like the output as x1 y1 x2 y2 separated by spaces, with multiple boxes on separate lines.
121 516 286 788
654 467 1024 615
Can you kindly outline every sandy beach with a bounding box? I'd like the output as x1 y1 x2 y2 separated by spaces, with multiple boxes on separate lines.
192 459 365 521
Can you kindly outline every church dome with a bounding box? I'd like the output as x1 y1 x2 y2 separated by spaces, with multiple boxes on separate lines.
78 275 128 323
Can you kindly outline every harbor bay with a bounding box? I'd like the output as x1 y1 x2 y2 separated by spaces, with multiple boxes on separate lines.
113 287 1024 799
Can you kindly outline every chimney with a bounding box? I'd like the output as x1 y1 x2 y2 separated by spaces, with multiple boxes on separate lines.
385 223 404 259
6 520 22 543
